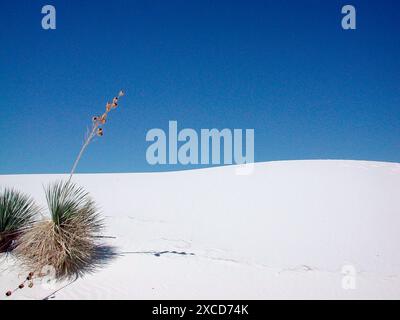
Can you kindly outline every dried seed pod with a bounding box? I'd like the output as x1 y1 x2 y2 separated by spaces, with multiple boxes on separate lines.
6 291 12 296
112 97 118 104
106 102 112 112
112 102 118 109
28 282 34 288
92 116 99 122
19 284 24 289
118 90 125 97
100 113 107 124
28 272 34 277
97 128 104 137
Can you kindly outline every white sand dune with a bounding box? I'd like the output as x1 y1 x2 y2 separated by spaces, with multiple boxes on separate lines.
1 160 400 299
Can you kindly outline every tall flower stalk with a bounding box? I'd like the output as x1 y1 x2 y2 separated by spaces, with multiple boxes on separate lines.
68 90 124 182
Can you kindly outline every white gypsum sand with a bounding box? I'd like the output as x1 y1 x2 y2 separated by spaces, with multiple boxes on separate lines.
1 160 400 299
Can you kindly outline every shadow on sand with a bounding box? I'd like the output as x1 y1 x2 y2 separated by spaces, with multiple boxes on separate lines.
69 244 120 279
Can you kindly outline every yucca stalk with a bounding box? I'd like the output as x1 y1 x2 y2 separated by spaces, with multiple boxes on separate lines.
0 188 39 252
16 181 103 278
68 90 125 182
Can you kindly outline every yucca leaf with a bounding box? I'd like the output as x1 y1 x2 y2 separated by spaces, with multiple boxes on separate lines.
45 181 103 232
0 188 38 234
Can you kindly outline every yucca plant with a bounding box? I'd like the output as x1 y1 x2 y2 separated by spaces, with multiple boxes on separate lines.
0 188 39 252
12 90 123 282
16 181 103 278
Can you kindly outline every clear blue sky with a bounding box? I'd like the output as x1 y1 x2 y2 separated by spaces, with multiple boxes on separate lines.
1 0 399 174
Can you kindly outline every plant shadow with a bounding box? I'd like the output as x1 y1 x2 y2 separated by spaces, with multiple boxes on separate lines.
62 244 120 280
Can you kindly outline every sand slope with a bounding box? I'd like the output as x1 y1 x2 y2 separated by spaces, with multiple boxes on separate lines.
1 160 400 299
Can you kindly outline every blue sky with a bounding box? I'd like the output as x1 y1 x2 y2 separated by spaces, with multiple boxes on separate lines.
0 0 399 174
